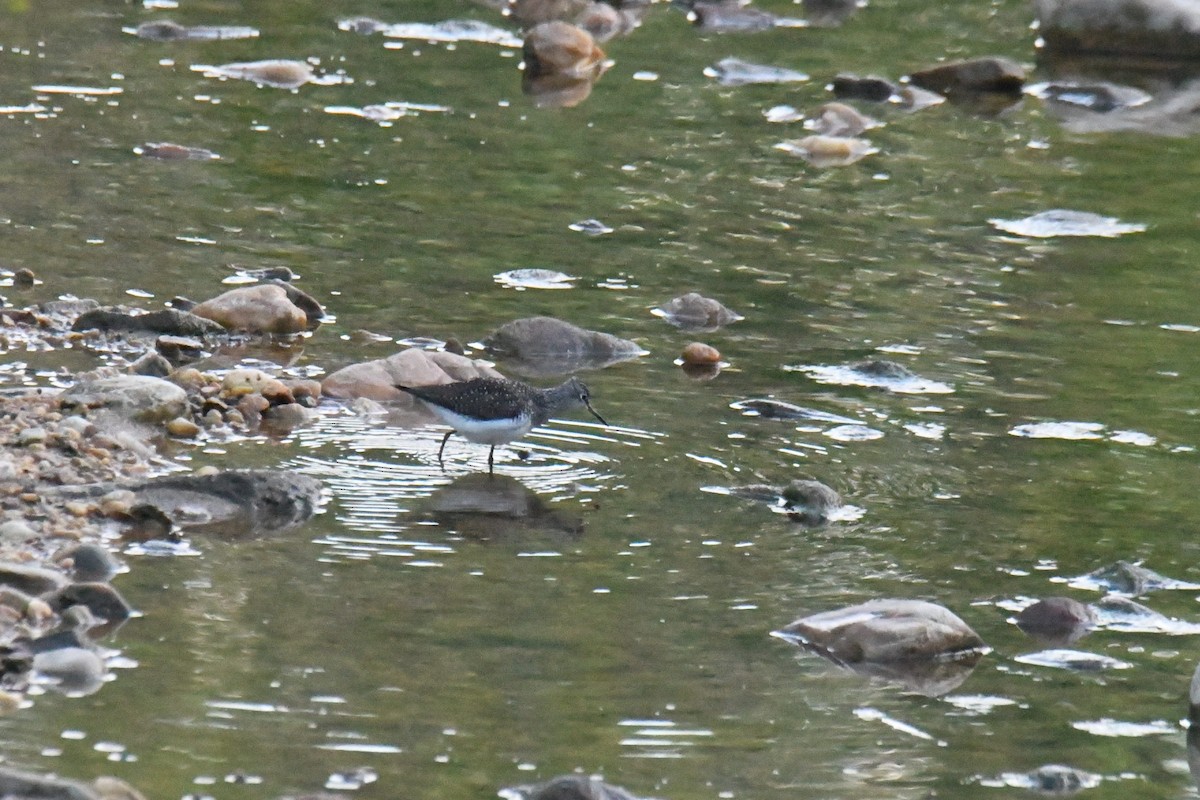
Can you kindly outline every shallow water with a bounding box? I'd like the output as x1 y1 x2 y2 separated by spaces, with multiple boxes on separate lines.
4 0 1200 798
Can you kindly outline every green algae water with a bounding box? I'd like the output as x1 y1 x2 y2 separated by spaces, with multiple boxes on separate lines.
3 1 1200 799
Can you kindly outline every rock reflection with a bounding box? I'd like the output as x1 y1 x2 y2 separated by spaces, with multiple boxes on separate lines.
420 473 584 541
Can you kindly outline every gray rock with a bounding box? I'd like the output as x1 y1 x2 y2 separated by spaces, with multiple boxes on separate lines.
59 544 120 582
500 775 643 800
0 562 69 595
71 307 224 336
773 599 987 662
60 375 188 424
1035 0 1200 59
909 56 1026 95
17 427 46 446
44 582 133 624
652 292 743 332
483 316 645 377
0 766 105 800
128 351 172 377
31 647 107 697
131 469 323 535
0 521 38 544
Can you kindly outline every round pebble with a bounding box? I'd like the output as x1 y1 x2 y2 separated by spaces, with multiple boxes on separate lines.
681 342 721 366
166 417 201 438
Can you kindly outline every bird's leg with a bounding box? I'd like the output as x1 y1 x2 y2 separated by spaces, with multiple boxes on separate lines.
488 445 495 475
437 430 453 473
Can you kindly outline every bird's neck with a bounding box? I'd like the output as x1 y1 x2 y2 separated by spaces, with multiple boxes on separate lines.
533 381 578 422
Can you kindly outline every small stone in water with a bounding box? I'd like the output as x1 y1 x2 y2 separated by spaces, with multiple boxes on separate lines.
569 218 613 235
705 57 809 86
166 417 201 438
775 135 878 167
135 142 219 161
989 209 1147 238
804 102 878 136
681 342 720 366
12 269 35 288
192 60 315 89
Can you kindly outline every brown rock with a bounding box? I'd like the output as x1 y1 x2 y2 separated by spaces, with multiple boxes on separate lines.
523 21 607 81
908 56 1026 95
681 342 721 366
191 284 308 334
322 349 502 401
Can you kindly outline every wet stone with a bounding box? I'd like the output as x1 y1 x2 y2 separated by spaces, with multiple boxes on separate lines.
831 73 902 102
653 292 743 331
1015 597 1096 645
134 142 220 161
60 374 189 424
499 775 643 800
483 316 645 376
775 135 877 167
689 2 781 33
909 56 1026 96
128 351 172 377
192 60 318 90
11 269 34 289
705 57 809 86
190 284 311 334
773 598 987 663
71 307 224 336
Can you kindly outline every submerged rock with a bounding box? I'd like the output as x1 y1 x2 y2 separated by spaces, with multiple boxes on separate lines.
499 774 643 800
131 20 259 41
987 764 1103 794
652 292 743 331
1026 80 1152 113
522 21 608 80
31 646 107 697
192 59 316 89
71 307 224 336
509 0 593 26
773 599 987 663
45 582 133 627
909 56 1026 95
0 766 143 800
831 73 902 102
803 0 865 26
990 209 1147 238
1017 597 1094 647
775 135 877 167
804 101 878 136
1035 0 1200 60
134 142 220 160
191 283 321 334
780 479 842 524
60 374 188 424
323 348 503 402
130 469 323 535
1015 597 1096 645
688 1 801 33
483 316 644 376
521 21 609 107
705 57 809 86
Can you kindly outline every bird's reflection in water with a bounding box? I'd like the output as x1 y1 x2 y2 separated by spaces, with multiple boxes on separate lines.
419 473 584 542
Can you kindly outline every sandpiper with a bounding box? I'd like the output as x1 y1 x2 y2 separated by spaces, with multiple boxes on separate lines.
397 376 608 473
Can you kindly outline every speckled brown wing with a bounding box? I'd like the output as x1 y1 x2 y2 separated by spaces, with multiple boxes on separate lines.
397 379 534 421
